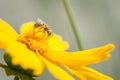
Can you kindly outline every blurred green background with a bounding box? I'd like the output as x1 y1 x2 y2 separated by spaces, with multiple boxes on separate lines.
0 0 119 80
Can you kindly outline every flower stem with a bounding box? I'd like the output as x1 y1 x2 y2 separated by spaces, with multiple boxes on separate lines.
62 0 83 50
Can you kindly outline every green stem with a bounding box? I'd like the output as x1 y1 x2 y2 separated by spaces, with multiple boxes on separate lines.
62 0 83 50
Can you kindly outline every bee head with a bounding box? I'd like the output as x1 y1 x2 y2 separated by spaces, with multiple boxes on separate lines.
34 18 45 27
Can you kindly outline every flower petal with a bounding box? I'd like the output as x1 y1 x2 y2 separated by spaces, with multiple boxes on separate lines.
0 32 44 76
9 42 44 76
39 54 74 80
0 19 18 40
20 21 35 34
45 44 115 67
48 34 69 51
67 67 113 80
0 31 13 48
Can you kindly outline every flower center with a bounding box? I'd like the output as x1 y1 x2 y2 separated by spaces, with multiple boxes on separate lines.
17 20 52 55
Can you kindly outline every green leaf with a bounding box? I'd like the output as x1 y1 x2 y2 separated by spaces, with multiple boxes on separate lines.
0 62 35 80
18 73 35 80
4 66 17 76
14 76 19 80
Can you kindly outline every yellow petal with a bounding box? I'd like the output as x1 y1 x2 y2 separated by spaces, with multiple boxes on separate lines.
0 19 18 40
9 42 45 76
0 31 13 48
38 54 74 80
0 32 44 76
48 34 69 51
45 44 115 67
67 67 113 80
20 21 35 34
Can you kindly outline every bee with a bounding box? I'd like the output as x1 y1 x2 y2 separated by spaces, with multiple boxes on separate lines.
34 18 52 36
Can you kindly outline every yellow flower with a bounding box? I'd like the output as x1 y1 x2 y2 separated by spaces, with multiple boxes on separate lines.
0 19 115 80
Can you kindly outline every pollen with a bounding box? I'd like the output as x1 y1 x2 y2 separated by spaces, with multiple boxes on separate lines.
17 19 52 55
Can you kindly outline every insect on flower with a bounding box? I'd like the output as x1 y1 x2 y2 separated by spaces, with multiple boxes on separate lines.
34 18 52 37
